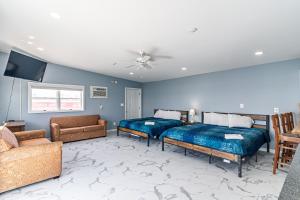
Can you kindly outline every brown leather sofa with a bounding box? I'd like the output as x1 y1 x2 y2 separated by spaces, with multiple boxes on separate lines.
0 127 62 193
50 115 107 142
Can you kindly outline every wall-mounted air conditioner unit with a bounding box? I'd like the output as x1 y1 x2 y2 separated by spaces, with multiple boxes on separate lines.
90 86 108 98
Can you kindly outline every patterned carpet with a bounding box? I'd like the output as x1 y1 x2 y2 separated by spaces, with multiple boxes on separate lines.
1 132 286 200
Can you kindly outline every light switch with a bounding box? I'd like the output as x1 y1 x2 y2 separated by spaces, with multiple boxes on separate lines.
240 104 244 109
99 104 103 110
274 107 279 114
120 103 124 107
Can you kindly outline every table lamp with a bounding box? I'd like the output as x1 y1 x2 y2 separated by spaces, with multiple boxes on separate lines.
189 108 196 123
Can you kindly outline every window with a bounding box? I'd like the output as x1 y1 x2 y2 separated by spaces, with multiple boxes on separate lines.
28 82 84 113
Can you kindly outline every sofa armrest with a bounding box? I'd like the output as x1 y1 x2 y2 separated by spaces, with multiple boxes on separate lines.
98 119 107 127
0 141 63 193
50 123 60 142
14 130 46 142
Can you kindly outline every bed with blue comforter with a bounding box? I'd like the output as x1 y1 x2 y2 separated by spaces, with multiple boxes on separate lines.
119 117 183 138
159 123 270 157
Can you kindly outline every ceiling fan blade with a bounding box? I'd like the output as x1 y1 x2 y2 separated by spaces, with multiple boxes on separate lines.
150 55 172 61
142 63 152 70
126 50 141 56
148 47 159 55
125 65 135 68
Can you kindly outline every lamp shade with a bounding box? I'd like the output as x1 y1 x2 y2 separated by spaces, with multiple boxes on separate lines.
189 108 196 115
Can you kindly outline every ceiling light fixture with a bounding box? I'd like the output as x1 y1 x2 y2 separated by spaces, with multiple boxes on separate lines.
50 12 61 19
27 41 33 45
255 51 263 56
37 47 44 51
129 72 134 75
28 35 35 40
181 67 187 71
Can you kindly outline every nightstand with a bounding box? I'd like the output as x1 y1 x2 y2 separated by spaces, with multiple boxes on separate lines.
185 121 199 125
4 120 26 132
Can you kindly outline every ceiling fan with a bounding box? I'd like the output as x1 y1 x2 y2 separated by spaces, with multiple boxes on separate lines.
124 48 172 70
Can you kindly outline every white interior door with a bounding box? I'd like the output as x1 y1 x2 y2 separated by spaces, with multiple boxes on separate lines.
125 88 142 119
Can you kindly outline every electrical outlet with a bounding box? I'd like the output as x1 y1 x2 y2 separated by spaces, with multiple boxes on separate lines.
99 104 103 110
240 104 244 109
274 107 279 114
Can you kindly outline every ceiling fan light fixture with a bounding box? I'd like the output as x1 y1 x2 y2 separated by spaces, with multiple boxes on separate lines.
129 72 134 75
181 67 187 71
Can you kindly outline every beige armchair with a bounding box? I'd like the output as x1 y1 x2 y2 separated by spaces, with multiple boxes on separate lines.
0 128 62 193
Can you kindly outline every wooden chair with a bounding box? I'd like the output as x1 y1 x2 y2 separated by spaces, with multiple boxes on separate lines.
272 114 300 174
281 112 294 133
280 113 296 164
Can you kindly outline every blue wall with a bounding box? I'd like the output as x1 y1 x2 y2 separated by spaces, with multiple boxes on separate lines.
0 52 142 136
142 59 300 147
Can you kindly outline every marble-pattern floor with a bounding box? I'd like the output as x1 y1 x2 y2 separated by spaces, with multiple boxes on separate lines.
1 132 286 200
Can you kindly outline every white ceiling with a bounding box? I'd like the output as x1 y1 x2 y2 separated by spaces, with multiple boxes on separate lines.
0 0 299 82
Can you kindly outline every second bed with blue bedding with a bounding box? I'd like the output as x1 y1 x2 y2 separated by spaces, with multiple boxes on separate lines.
159 123 270 157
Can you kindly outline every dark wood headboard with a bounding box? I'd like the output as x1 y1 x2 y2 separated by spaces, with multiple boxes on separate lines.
201 111 270 133
154 109 189 123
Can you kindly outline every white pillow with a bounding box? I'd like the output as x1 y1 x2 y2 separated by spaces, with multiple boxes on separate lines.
228 114 253 128
165 111 181 120
203 112 213 124
154 110 181 120
154 110 164 118
204 112 229 126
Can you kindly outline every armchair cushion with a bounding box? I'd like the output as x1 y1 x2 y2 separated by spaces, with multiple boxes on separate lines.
60 127 84 135
14 130 46 142
83 125 104 132
19 138 51 147
0 126 19 148
0 139 13 152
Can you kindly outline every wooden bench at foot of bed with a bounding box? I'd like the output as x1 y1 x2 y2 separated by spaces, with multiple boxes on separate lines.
162 137 243 177
117 127 150 146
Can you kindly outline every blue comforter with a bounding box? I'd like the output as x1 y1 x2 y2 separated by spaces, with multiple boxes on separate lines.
159 123 270 156
119 117 183 138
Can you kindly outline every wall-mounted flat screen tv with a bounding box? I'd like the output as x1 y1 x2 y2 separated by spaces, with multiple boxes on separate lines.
4 51 47 82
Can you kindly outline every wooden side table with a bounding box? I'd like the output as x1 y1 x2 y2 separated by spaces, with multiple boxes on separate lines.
4 121 26 132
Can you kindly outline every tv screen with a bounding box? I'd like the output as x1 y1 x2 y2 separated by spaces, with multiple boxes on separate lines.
4 51 47 82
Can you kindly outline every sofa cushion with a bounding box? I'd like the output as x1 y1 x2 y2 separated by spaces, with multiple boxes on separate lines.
0 126 19 148
0 139 13 152
50 115 100 128
83 125 104 132
60 127 84 135
19 138 51 147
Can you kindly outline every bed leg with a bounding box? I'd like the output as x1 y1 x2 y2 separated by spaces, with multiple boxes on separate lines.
267 142 270 153
255 153 258 162
184 148 187 156
117 127 119 136
162 139 165 151
238 156 242 178
209 155 212 164
147 136 150 147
